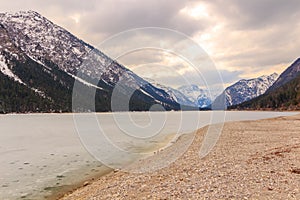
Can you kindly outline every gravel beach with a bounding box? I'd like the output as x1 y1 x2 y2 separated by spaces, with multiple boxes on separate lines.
61 114 300 200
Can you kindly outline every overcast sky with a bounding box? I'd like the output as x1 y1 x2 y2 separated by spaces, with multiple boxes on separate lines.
1 0 300 88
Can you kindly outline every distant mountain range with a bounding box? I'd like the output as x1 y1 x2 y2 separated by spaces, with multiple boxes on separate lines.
144 78 195 107
177 85 217 108
0 11 180 113
144 79 221 108
231 59 300 110
148 74 280 110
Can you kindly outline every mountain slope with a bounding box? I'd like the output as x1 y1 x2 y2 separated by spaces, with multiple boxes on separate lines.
267 58 300 92
213 73 278 107
0 11 180 113
0 63 53 113
230 59 300 110
0 22 75 112
230 73 300 110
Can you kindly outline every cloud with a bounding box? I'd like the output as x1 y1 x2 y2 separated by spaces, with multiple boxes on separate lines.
205 0 300 30
1 0 300 88
195 0 300 79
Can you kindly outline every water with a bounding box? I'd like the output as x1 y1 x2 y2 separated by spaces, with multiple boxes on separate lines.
0 111 297 199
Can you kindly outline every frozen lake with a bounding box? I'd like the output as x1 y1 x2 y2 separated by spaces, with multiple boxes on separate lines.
0 111 298 199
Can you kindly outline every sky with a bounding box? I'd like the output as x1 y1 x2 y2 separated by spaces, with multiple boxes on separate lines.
1 0 300 89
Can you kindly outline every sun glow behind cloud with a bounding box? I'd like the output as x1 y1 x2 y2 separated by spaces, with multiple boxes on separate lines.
179 3 209 19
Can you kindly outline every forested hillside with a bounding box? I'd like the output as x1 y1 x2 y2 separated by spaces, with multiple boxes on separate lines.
230 73 300 110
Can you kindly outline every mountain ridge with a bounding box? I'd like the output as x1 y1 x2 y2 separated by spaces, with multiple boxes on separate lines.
0 10 180 113
230 59 300 110
213 73 278 107
267 58 300 92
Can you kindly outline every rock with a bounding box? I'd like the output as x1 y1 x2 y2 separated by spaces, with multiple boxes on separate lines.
290 168 300 174
83 181 89 186
267 186 274 191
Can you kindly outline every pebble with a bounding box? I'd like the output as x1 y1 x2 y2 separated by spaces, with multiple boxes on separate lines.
83 181 89 186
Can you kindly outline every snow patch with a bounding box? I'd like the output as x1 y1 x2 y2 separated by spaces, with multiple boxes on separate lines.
0 55 25 85
139 88 155 99
27 55 53 71
66 72 103 90
0 55 49 99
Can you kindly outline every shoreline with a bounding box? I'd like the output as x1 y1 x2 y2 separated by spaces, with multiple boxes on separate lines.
60 114 300 199
1 110 299 116
45 166 113 200
46 131 178 200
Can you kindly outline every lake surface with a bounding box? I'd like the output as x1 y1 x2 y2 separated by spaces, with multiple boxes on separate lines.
0 111 298 199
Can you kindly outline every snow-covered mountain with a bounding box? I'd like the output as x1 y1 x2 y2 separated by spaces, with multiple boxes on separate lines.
177 85 220 108
144 79 222 108
0 11 179 112
213 73 278 107
144 78 195 107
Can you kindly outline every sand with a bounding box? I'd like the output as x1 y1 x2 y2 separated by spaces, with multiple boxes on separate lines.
60 114 300 200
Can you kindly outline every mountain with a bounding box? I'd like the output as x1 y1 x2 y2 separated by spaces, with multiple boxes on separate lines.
231 74 300 110
213 73 278 107
177 85 219 108
144 78 196 107
267 58 300 92
0 11 180 113
230 60 300 110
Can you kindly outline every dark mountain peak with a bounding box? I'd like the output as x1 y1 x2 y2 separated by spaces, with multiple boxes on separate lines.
267 58 300 92
283 58 300 73
294 57 300 64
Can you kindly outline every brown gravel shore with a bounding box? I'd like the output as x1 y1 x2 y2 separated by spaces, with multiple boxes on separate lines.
61 114 300 200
